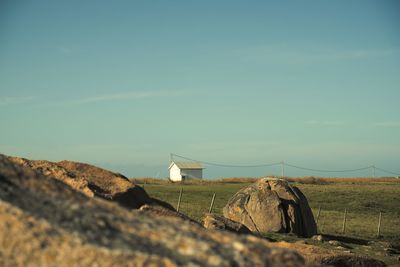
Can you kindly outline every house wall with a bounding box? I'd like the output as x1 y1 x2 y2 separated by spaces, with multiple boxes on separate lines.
181 169 203 180
169 164 203 181
169 164 182 181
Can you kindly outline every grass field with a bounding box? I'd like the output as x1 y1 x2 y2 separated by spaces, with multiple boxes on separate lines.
134 178 400 241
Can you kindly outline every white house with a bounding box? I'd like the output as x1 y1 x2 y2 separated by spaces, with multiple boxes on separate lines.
168 161 204 182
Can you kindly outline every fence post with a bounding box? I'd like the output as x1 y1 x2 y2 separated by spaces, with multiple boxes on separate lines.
176 187 183 212
342 208 347 234
377 212 382 237
316 206 321 224
209 193 216 213
315 206 321 233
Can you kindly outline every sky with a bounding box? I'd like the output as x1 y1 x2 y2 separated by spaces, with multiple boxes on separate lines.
1 0 399 178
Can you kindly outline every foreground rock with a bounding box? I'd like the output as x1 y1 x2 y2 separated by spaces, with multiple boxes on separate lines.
8 156 174 210
223 177 317 237
202 213 252 234
57 160 134 198
8 157 95 197
0 154 309 266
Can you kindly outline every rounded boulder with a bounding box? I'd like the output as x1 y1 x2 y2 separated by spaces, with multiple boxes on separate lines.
223 177 317 237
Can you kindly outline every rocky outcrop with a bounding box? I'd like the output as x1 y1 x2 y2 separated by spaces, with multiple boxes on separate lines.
7 156 174 211
8 157 94 197
57 160 132 196
223 177 317 237
0 154 309 267
202 213 252 234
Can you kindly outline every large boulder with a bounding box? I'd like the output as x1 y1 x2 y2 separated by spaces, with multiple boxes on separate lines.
57 160 133 197
7 157 94 197
223 177 317 237
7 156 174 211
0 154 309 267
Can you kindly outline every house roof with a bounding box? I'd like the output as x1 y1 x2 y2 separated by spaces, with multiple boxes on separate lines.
169 161 204 170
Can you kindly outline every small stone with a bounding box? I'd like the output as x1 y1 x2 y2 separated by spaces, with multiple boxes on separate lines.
312 235 326 242
202 213 251 234
328 240 351 249
70 203 80 210
97 220 106 227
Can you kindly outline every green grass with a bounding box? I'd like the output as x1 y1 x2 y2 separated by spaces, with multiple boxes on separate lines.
298 182 400 240
141 180 400 241
143 183 249 221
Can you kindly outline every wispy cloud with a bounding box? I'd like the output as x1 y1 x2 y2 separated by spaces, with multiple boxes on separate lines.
315 48 397 61
0 96 34 106
75 90 193 104
237 44 399 64
305 120 345 126
372 121 400 127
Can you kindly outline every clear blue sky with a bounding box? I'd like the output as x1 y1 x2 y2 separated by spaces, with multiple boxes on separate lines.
1 1 399 178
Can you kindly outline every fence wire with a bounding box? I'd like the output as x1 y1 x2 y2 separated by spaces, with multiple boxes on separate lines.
171 153 400 176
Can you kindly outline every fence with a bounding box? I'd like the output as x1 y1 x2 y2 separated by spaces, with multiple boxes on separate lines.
315 206 385 238
170 153 400 178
